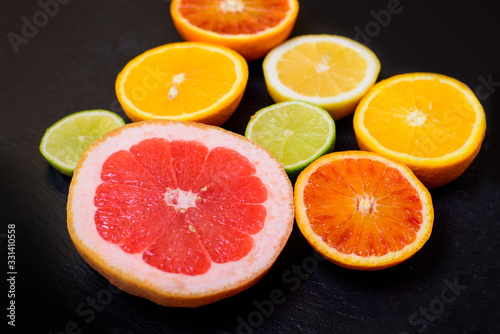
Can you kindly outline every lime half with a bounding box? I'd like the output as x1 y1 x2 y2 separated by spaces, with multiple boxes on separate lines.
245 101 336 176
40 110 125 176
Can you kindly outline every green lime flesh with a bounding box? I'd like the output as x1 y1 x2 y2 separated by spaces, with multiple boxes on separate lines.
40 110 125 176
245 100 336 176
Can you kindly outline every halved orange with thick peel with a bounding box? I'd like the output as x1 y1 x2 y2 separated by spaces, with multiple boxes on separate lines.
170 0 299 61
115 42 248 125
294 151 433 270
354 73 487 188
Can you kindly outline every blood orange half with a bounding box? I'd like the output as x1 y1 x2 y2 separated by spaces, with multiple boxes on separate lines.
294 151 433 270
67 120 294 307
170 0 299 61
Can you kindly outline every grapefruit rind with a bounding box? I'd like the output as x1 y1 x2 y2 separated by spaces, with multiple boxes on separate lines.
67 120 294 307
115 42 249 125
170 0 300 61
294 151 434 271
353 73 487 188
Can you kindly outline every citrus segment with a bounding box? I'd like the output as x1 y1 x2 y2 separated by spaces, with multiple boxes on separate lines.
353 73 487 188
129 138 177 188
116 42 248 125
263 35 380 120
245 100 336 175
294 151 433 270
192 147 257 191
186 208 254 263
39 110 125 176
142 211 212 275
170 140 209 190
68 120 294 307
195 199 266 234
170 0 299 60
100 150 168 192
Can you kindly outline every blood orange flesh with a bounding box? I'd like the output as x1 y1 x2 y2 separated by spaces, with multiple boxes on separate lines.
178 0 291 35
305 158 423 256
171 0 299 61
294 151 433 270
68 120 294 307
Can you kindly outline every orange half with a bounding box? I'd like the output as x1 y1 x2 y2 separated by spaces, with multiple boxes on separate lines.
354 73 486 188
170 0 299 61
294 151 433 270
116 42 248 125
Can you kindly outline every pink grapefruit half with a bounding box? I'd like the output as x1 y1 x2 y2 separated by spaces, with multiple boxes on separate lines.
67 120 294 307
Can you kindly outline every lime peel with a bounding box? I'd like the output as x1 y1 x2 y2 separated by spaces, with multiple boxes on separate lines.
40 110 125 176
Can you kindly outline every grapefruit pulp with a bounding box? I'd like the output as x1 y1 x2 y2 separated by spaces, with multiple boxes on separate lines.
67 120 294 307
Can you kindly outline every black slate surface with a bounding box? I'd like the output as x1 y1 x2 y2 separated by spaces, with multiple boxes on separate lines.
1 1 499 333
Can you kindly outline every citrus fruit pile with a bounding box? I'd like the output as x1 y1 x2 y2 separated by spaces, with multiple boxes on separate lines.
38 0 488 308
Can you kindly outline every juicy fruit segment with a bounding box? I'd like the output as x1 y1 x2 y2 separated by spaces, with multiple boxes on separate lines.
94 138 267 275
263 35 381 120
353 73 487 188
245 101 335 175
304 158 422 256
39 110 125 176
295 151 433 270
116 42 248 125
170 0 299 61
177 0 291 35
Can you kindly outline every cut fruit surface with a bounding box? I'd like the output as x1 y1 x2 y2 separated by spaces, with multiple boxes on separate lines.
245 100 336 176
263 35 380 120
115 42 248 125
353 73 487 188
170 0 299 61
39 110 125 176
67 120 294 307
294 150 433 270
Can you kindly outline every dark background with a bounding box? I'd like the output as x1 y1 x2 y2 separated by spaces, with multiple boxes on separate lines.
1 0 499 333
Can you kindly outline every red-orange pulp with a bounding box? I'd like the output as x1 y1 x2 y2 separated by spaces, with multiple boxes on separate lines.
178 0 291 35
303 158 423 257
94 138 268 275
